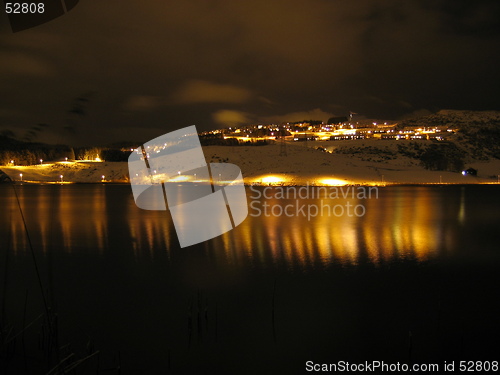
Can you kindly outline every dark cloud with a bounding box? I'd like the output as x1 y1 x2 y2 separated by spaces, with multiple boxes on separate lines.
123 95 166 112
260 108 336 124
0 51 54 76
212 110 251 127
172 80 253 104
0 0 499 145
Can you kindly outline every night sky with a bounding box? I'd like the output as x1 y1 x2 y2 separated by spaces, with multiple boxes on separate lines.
1 0 499 145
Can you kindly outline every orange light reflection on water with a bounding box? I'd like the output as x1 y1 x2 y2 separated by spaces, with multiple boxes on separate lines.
217 187 456 267
4 186 458 269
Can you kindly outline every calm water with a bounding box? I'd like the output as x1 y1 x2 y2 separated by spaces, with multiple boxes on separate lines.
1 184 499 374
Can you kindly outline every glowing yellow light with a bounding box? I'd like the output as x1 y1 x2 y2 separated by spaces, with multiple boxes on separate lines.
170 175 189 182
95 156 102 162
318 178 348 186
262 176 283 184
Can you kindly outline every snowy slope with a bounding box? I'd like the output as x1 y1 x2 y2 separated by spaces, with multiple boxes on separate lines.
2 142 499 185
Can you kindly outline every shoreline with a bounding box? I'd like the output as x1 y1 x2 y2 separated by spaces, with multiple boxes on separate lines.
3 180 497 187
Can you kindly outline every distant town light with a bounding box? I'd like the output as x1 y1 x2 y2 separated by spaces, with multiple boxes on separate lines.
170 175 188 182
319 178 348 186
262 176 283 184
40 159 43 164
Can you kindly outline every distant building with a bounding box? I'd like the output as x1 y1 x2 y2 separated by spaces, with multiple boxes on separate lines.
293 135 317 141
462 168 478 176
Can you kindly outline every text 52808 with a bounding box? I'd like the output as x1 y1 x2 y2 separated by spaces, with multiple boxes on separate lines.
5 3 45 14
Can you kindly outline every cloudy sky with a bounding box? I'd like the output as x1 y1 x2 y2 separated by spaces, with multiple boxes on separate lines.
1 0 499 145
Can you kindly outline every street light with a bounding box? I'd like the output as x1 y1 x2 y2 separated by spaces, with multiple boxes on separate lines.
40 159 43 164
60 175 63 183
101 175 105 182
20 173 23 182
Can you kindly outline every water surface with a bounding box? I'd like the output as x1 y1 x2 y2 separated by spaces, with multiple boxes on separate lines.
1 184 499 374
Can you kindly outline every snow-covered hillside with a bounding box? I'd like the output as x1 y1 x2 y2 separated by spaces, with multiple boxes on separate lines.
399 109 500 161
2 110 500 185
2 141 499 185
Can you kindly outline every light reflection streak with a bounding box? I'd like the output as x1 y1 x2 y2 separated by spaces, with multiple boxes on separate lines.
2 186 464 269
215 187 459 267
4 186 173 258
458 187 466 224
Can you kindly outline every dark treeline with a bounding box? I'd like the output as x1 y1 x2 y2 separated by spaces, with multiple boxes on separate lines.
72 147 132 161
0 136 133 165
397 142 465 172
0 136 74 165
